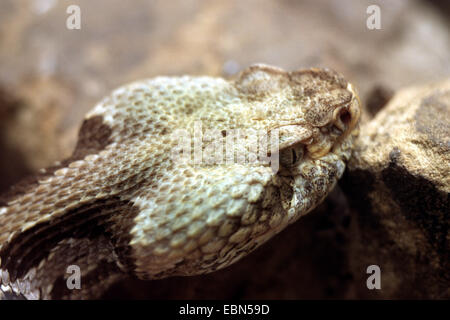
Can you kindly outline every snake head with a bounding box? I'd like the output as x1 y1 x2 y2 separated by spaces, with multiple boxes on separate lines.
235 64 361 168
0 65 362 295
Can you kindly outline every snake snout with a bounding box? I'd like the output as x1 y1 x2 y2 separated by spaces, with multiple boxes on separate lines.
345 83 362 132
333 83 361 138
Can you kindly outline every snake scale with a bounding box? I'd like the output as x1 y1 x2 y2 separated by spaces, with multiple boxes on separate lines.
0 64 360 299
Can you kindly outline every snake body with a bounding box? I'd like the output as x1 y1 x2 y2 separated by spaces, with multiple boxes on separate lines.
0 64 360 299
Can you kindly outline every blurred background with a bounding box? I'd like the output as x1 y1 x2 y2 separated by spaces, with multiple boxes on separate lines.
0 0 448 299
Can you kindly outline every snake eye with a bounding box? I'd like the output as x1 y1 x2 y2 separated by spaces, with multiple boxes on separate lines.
279 143 304 168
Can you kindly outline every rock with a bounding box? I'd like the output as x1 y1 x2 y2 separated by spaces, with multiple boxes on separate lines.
365 85 394 117
0 78 77 193
341 79 450 299
0 88 35 192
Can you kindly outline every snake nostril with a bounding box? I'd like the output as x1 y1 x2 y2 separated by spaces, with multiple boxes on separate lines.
340 110 351 125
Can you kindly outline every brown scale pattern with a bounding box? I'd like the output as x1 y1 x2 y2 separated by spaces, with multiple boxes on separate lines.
0 64 360 299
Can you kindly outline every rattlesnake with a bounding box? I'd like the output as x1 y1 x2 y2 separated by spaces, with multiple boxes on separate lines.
0 64 360 299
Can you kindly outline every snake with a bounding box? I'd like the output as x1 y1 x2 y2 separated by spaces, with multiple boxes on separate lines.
0 64 361 299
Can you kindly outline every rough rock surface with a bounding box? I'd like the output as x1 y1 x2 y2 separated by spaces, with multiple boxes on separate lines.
341 80 449 299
